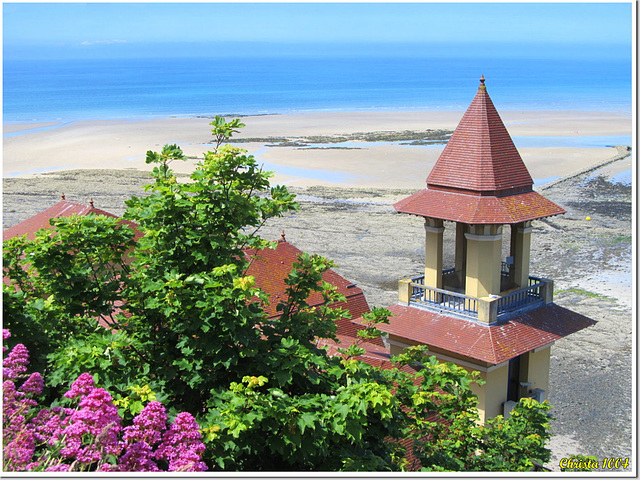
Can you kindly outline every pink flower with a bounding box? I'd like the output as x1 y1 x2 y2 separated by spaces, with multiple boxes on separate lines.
118 441 160 472
19 372 44 395
3 343 30 380
166 450 208 472
3 329 11 352
3 379 38 419
63 372 95 399
97 463 120 472
57 379 123 464
123 401 167 446
30 407 67 444
3 380 21 416
3 428 36 471
1 331 210 473
156 412 207 472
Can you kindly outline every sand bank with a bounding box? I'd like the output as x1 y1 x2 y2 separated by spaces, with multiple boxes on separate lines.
2 110 632 188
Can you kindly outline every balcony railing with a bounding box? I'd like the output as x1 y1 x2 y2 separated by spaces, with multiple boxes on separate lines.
410 275 478 317
408 274 547 322
496 278 545 315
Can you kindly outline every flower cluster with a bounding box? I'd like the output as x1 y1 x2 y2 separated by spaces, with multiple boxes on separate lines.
155 412 208 471
52 374 124 468
117 401 207 471
2 331 208 472
3 335 30 381
3 335 43 470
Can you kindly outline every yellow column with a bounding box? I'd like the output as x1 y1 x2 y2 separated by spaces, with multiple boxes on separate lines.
398 278 412 304
454 223 467 286
424 218 444 289
512 221 533 288
470 363 509 423
465 225 502 298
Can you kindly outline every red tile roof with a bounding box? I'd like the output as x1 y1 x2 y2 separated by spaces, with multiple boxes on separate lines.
393 188 565 224
427 76 533 194
372 303 595 365
3 199 132 241
395 77 565 224
244 236 372 325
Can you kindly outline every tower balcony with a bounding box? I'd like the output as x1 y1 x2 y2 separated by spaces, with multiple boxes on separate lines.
398 272 554 324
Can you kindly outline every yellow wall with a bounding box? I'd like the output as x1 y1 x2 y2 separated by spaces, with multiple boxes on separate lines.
525 346 551 393
424 218 444 289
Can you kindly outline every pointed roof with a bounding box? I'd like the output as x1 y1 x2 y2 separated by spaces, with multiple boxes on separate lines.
427 75 534 195
395 76 565 224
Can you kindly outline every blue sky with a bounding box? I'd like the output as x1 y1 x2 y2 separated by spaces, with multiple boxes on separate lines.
3 2 633 60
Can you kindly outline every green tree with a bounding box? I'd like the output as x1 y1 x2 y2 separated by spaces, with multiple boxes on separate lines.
3 116 553 471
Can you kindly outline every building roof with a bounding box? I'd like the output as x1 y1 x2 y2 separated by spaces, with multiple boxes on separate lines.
373 303 596 365
394 77 565 224
393 188 565 224
3 198 131 241
244 233 372 324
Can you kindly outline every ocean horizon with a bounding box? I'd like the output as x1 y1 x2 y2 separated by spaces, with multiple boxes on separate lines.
3 54 632 124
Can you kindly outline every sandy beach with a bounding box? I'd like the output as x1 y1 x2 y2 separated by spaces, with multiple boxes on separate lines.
3 110 632 187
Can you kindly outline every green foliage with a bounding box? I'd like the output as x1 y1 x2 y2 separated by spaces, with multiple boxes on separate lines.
2 116 554 471
555 287 616 302
3 214 136 379
209 115 246 151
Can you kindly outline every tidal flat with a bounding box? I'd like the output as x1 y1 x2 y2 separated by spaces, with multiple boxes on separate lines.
2 110 633 471
2 145 632 471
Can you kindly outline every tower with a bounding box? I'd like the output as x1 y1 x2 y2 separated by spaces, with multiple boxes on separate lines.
378 77 595 422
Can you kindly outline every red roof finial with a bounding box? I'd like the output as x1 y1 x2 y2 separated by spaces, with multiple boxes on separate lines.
479 75 486 87
61 193 66 200
280 230 286 242
89 198 94 208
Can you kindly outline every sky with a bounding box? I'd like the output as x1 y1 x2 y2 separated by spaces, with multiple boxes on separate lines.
2 2 634 60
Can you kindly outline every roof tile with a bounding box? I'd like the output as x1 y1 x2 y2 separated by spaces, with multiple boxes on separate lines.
372 303 596 365
3 200 122 241
427 79 533 194
244 238 371 322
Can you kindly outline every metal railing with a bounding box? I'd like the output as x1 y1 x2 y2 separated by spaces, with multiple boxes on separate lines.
442 267 457 278
496 280 544 315
410 276 478 316
409 273 546 320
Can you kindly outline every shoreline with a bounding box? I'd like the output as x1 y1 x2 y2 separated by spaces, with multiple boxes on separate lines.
3 110 632 188
2 107 633 128
3 108 632 134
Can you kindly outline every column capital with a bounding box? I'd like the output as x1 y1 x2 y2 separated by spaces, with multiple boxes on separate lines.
425 224 445 234
465 232 502 242
424 217 444 228
468 224 503 236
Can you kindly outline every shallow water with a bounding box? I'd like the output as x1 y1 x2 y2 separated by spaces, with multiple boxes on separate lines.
4 56 632 123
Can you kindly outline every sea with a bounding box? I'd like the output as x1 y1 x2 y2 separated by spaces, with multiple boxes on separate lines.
2 55 632 124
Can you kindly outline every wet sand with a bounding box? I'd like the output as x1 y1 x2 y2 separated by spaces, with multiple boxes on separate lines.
3 110 632 188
